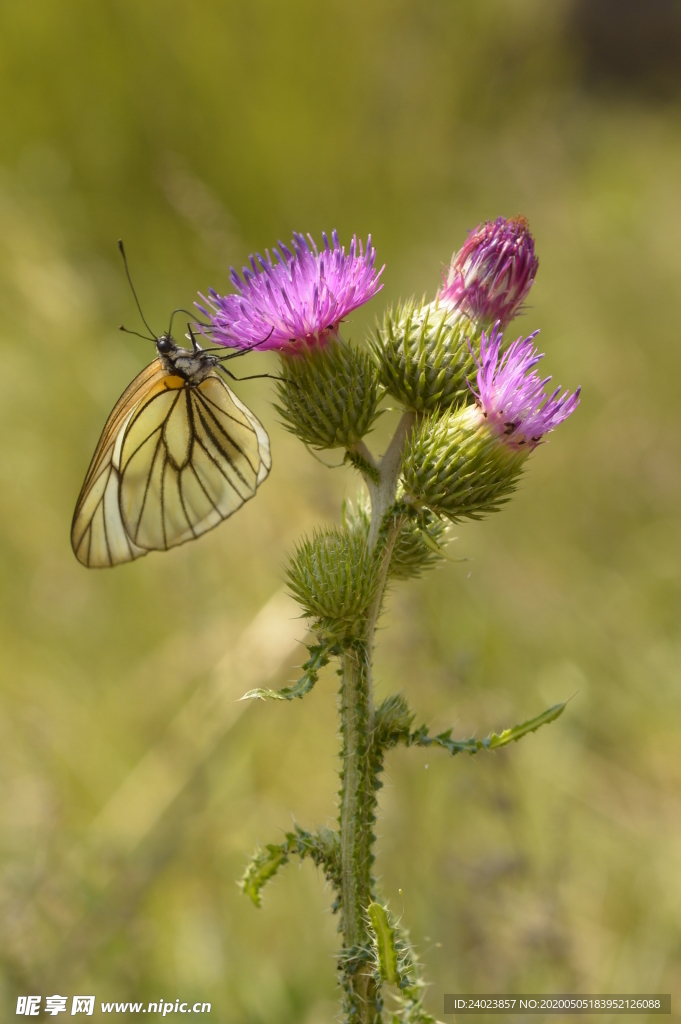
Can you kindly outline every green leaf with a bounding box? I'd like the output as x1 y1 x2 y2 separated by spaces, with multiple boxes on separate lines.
241 641 338 702
240 825 342 908
241 843 290 907
410 700 567 756
368 903 399 985
484 700 568 748
381 918 438 1024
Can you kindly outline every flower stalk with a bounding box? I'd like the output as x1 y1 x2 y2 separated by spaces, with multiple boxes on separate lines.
339 641 379 1022
338 415 414 1023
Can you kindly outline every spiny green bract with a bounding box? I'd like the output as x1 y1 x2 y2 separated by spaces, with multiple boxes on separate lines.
370 298 479 412
401 406 528 522
286 527 382 638
342 496 448 581
275 337 381 449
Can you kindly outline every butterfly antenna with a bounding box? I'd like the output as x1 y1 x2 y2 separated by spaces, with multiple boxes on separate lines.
119 324 156 342
168 307 213 339
117 240 157 339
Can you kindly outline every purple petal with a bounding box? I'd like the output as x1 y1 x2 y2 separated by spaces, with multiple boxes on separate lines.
471 326 580 450
201 229 383 351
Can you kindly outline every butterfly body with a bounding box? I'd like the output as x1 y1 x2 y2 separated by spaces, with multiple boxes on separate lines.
155 332 219 383
71 334 271 568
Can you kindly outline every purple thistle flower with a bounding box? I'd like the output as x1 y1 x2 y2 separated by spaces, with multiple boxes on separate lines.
439 215 538 328
199 231 384 352
472 325 580 451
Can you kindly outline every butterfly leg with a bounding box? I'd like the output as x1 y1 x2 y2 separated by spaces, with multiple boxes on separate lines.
218 366 287 384
187 323 201 353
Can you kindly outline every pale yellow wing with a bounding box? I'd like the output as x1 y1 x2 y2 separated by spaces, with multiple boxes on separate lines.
118 372 271 552
71 359 167 567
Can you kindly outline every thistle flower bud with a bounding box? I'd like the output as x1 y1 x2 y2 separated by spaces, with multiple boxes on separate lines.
388 511 448 580
374 693 414 749
402 407 527 522
439 215 538 328
402 325 580 521
286 527 382 638
275 337 381 448
473 326 581 452
370 299 478 412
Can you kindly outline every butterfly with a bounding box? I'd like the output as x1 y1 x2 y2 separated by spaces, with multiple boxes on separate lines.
71 244 271 568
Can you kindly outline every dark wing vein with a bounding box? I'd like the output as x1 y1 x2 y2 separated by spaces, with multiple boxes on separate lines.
192 431 243 494
193 390 255 458
159 444 168 550
123 389 181 466
195 388 260 426
130 428 166 547
176 475 197 538
186 460 224 517
193 398 256 488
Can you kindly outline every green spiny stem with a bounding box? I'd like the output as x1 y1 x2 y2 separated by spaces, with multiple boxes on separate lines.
352 410 416 550
339 411 416 1023
365 510 406 664
339 641 380 1023
339 646 375 937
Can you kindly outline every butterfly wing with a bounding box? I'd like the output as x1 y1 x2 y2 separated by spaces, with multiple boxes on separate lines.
118 372 271 552
71 359 167 567
71 364 271 567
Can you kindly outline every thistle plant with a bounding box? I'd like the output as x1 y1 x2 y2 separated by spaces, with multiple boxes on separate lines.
202 219 580 1024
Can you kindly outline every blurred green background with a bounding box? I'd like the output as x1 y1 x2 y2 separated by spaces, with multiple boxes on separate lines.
1 0 681 1020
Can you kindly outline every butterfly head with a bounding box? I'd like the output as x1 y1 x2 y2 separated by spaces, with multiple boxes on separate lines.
156 333 174 356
